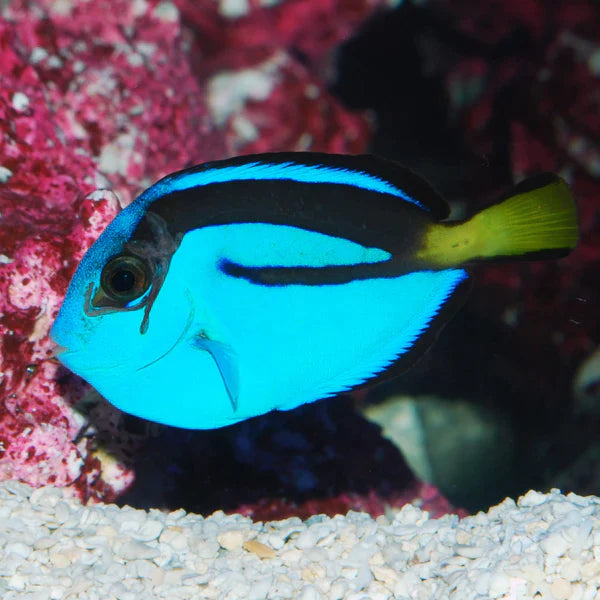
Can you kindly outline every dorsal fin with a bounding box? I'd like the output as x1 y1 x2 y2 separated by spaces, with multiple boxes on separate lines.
141 152 450 220
312 153 451 219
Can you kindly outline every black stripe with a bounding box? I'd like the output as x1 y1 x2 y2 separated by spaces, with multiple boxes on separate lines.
219 257 425 286
133 179 432 261
156 152 450 219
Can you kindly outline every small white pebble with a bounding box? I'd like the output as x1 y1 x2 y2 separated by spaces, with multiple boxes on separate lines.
581 561 600 579
295 529 318 549
550 577 572 600
540 532 570 558
165 532 189 551
243 539 277 558
54 500 71 523
217 529 245 551
371 565 399 587
115 540 160 560
189 539 219 559
488 572 511 598
302 563 326 583
131 519 164 542
474 570 492 595
559 559 581 581
7 573 26 591
298 584 321 600
33 536 56 550
328 579 348 599
519 490 550 507
48 551 71 568
4 541 32 559
455 544 484 559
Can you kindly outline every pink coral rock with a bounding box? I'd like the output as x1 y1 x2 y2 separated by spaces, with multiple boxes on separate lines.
176 0 380 154
0 0 224 502
236 483 468 522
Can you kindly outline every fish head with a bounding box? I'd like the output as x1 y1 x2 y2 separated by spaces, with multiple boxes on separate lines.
50 206 196 415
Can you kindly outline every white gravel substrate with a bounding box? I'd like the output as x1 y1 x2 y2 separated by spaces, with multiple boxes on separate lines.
1 481 599 599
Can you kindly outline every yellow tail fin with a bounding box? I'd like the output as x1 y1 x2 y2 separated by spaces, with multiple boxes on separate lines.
416 174 579 268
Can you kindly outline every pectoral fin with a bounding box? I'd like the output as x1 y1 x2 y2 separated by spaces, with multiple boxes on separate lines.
193 335 239 412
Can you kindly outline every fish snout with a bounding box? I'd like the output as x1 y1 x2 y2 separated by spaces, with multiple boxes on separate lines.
51 343 68 358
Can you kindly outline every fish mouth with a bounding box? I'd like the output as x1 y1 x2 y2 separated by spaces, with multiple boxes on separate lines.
137 289 195 372
51 343 68 358
53 290 195 374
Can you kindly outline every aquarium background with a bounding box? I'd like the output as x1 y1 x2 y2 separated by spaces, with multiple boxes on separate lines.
0 0 598 518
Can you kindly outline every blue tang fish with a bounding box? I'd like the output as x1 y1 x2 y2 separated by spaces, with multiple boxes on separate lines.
51 153 578 429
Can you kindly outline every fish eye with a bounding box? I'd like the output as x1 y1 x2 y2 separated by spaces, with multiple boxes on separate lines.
100 255 151 303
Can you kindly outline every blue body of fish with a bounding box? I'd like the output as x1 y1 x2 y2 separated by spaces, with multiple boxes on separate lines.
51 153 575 429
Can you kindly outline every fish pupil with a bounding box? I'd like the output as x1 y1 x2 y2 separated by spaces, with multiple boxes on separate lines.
111 269 136 293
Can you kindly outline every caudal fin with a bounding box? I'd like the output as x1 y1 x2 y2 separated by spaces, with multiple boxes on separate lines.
416 173 579 268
